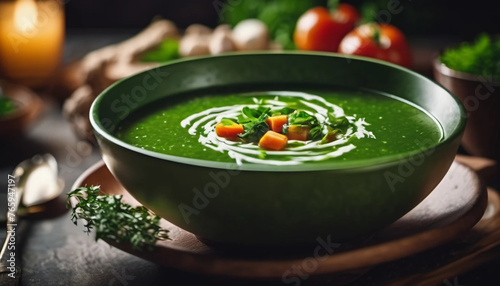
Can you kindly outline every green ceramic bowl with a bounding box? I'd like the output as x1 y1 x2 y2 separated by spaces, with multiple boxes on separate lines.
90 52 465 246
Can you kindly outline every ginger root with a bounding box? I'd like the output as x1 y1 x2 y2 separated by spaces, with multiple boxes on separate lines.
63 19 179 141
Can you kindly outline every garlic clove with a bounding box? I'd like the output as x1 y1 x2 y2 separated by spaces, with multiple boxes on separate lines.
209 32 236 55
232 19 270 51
179 34 211 57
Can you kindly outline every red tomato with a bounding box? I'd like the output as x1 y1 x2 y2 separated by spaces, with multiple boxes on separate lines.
338 23 412 68
294 4 360 52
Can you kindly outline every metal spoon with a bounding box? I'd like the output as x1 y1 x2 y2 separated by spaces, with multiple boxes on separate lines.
0 154 64 280
16 154 64 216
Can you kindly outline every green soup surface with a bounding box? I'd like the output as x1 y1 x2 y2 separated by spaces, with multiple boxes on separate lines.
116 89 443 165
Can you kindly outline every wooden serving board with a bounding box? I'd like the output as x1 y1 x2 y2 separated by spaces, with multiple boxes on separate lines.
343 188 500 286
72 159 487 280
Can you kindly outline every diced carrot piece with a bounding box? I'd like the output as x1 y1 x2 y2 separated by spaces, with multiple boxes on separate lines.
215 122 244 138
265 115 288 133
259 131 288 151
287 125 310 141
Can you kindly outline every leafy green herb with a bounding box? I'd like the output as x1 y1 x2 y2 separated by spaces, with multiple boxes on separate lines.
283 110 318 136
359 1 380 24
308 125 324 140
221 0 326 50
328 115 350 133
220 118 237 126
287 110 318 126
321 127 340 144
141 38 180 63
259 150 267 159
274 106 296 116
237 106 271 143
440 34 500 80
327 0 339 10
239 120 269 143
286 141 307 148
242 106 267 120
67 185 169 251
0 96 15 117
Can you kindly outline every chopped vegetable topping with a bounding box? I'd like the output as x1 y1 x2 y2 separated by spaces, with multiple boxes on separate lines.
321 126 340 144
178 92 377 165
287 110 318 127
259 130 288 151
266 115 288 133
215 119 244 139
286 125 310 141
214 102 353 150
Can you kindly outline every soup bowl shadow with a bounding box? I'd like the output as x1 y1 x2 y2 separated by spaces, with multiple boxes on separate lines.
90 52 465 247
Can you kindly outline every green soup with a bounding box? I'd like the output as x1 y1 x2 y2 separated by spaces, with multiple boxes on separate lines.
116 89 443 165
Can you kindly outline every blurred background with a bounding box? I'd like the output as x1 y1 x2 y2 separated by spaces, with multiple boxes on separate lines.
65 0 497 37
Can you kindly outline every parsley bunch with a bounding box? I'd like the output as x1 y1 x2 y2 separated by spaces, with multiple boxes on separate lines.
440 34 500 80
0 88 15 117
67 185 169 251
0 97 14 117
141 38 180 63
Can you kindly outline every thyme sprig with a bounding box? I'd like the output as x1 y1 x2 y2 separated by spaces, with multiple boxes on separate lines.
67 185 169 251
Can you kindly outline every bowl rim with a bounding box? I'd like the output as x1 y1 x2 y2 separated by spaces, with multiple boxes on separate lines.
90 51 466 172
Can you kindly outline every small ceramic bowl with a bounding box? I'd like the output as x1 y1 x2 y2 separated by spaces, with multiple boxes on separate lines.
0 81 43 138
433 57 500 161
90 52 465 246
